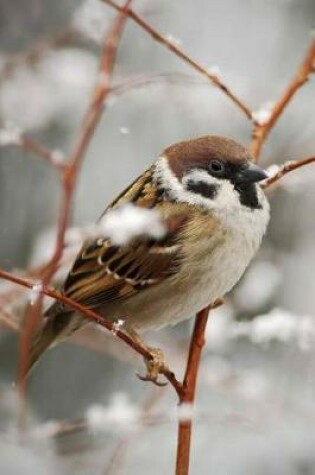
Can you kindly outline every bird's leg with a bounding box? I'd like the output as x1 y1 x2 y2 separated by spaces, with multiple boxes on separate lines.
127 328 169 387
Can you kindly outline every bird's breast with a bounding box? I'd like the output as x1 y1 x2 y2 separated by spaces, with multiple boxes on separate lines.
124 198 269 332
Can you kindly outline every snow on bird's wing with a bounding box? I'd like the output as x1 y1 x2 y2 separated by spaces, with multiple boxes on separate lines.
62 170 188 309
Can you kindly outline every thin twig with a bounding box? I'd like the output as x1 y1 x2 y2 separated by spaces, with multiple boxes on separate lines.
0 120 61 170
20 134 65 170
0 269 182 395
263 156 315 188
102 0 252 119
110 72 207 96
17 0 134 424
251 38 315 160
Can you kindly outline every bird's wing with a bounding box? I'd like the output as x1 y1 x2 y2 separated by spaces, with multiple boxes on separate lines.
59 169 189 310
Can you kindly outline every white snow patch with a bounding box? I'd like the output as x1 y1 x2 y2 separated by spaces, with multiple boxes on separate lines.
176 403 195 422
252 102 274 125
233 308 315 351
0 122 22 146
73 0 111 43
119 126 130 135
265 163 281 178
0 49 97 130
86 393 140 432
28 282 43 305
206 65 222 81
112 318 125 335
166 34 182 46
50 149 65 166
98 204 166 246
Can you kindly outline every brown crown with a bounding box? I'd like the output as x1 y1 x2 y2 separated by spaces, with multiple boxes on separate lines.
163 136 252 179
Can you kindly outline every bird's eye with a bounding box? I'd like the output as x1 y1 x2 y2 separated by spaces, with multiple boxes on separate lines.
209 160 224 175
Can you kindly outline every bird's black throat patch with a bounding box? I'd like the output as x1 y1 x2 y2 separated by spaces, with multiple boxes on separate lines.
186 180 218 200
235 183 261 210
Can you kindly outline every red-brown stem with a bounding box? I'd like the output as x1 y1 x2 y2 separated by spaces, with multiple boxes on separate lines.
0 269 182 396
110 72 205 96
17 174 73 415
263 156 315 188
20 134 64 170
17 0 133 423
175 306 210 475
0 120 61 171
251 38 315 160
102 0 252 119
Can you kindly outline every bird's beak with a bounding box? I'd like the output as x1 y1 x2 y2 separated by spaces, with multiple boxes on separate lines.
235 162 268 186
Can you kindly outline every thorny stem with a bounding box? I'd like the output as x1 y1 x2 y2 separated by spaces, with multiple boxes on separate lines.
102 0 252 119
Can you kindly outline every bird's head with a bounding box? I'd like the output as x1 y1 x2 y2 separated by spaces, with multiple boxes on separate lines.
155 136 268 210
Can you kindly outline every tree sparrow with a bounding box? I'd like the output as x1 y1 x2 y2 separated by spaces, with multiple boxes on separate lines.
29 136 269 383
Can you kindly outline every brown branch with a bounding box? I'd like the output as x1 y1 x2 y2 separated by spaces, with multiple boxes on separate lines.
17 0 134 422
263 156 315 189
1 263 215 473
102 0 252 119
110 72 207 96
0 120 61 170
175 306 210 475
0 269 182 396
251 38 315 160
20 135 64 170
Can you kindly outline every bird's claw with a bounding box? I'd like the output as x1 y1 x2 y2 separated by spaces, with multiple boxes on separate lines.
136 348 168 387
136 373 168 387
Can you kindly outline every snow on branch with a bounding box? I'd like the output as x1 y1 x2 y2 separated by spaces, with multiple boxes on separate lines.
102 0 252 119
251 36 315 160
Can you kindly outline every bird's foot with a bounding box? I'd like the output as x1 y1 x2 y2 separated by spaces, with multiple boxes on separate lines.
137 347 168 387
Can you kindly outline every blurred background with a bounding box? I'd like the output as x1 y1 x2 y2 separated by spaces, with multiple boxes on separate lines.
1 0 315 473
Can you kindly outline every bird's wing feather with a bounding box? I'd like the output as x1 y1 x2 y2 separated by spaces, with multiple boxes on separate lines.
58 169 189 311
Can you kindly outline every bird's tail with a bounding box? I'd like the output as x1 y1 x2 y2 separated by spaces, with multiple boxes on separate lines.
27 302 73 377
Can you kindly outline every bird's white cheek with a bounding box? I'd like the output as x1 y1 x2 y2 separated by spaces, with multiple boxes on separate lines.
154 157 222 210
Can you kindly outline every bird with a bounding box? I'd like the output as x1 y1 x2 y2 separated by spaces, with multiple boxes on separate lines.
28 135 270 384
